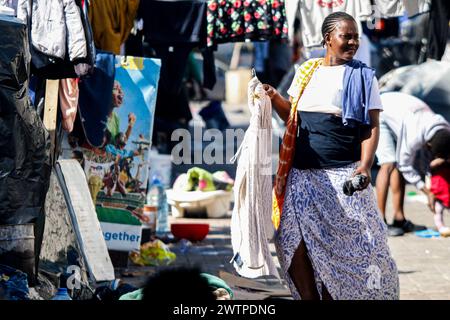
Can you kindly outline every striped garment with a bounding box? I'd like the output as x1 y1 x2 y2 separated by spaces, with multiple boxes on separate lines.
272 58 323 230
230 76 279 278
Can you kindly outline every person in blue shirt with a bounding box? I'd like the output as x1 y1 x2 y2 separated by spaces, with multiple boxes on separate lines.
105 132 141 159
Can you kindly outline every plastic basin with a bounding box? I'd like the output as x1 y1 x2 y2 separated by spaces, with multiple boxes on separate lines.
170 223 210 242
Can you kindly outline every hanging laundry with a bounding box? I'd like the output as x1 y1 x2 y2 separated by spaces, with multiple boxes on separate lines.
200 47 217 90
152 86 193 146
150 58 196 134
373 0 431 18
230 75 278 279
206 0 289 47
427 0 450 60
152 45 195 96
17 0 87 61
285 0 300 43
17 0 95 79
298 0 372 48
139 0 206 45
138 0 216 93
124 19 144 57
137 0 215 134
402 0 431 18
59 78 79 133
76 52 116 148
373 0 404 18
76 0 96 74
88 0 139 54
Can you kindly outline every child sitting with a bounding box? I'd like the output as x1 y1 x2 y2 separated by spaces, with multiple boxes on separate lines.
430 157 450 237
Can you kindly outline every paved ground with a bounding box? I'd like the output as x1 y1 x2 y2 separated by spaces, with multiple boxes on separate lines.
385 188 450 300
119 185 450 300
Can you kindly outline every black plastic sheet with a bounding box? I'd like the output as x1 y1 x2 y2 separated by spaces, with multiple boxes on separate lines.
0 15 51 224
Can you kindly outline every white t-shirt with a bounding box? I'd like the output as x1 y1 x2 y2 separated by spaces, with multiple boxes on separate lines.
298 0 431 48
373 0 430 18
287 64 383 116
299 0 373 48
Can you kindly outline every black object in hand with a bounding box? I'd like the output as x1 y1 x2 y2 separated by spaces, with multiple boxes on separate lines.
343 175 368 196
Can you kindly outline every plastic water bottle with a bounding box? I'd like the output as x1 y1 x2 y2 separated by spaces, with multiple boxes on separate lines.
52 288 72 300
144 181 158 231
147 175 170 237
178 239 192 254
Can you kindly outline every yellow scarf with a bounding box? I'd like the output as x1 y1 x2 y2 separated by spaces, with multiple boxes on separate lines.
272 58 323 230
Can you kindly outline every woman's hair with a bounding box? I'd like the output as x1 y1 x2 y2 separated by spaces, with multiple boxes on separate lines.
321 12 357 46
430 129 450 158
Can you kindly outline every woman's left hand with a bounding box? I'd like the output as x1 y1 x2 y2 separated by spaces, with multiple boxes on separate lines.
262 84 278 100
353 165 371 189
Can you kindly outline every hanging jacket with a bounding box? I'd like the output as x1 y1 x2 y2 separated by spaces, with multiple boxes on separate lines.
76 51 116 148
230 76 279 279
427 0 450 60
17 0 87 61
76 0 96 71
59 78 79 133
88 0 139 54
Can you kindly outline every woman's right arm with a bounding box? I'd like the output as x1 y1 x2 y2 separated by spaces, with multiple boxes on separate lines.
263 84 291 123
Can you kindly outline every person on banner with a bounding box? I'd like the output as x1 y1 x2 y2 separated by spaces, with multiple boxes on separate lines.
107 80 137 144
104 131 142 197
375 92 450 237
263 12 399 300
102 155 126 197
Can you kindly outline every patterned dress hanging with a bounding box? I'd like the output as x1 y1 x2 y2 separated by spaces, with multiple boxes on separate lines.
206 0 289 47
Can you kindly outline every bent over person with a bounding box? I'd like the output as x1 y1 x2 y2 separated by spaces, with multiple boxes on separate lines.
264 12 399 300
375 92 450 236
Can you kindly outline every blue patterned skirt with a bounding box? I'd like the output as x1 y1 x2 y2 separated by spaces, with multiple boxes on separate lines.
275 163 399 300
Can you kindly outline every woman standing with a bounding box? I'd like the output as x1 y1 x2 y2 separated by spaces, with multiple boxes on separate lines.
264 12 399 300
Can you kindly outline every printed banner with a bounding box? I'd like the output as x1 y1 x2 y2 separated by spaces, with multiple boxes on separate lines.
64 56 161 251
